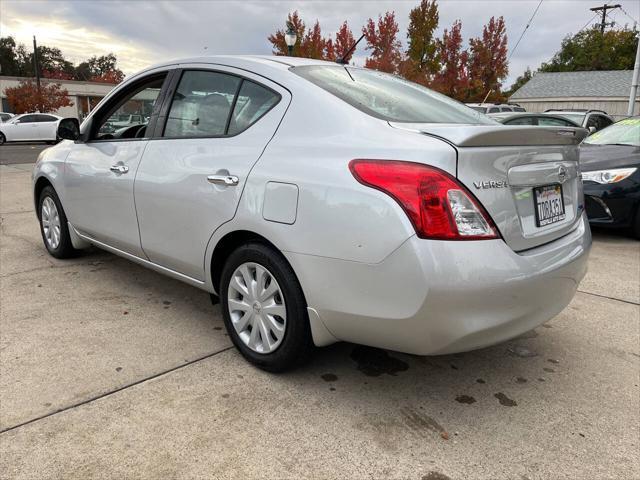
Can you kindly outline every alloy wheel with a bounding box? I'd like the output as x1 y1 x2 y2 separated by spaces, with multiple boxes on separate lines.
227 262 287 354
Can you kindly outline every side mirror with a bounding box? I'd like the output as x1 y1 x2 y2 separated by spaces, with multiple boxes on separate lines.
588 126 596 134
57 118 80 141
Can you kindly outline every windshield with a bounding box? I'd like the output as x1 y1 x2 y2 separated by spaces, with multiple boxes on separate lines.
292 65 494 124
583 117 640 146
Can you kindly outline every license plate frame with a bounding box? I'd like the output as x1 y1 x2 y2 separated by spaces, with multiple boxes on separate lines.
534 184 566 227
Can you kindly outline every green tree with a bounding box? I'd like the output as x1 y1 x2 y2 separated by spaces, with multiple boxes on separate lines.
540 27 638 72
75 54 124 82
505 67 533 97
403 0 440 85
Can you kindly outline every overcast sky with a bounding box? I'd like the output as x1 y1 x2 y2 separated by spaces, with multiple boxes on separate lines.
1 0 639 87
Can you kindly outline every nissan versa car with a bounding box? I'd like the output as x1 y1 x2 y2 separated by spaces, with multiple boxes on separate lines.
33 56 591 371
580 117 640 238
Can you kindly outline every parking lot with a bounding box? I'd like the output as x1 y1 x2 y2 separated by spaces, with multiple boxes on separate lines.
0 145 638 479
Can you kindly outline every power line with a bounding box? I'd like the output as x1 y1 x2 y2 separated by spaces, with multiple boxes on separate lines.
590 3 621 33
508 0 544 61
578 13 600 33
618 6 639 26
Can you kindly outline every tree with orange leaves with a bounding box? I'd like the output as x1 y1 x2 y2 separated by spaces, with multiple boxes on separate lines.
431 20 470 100
5 80 72 114
333 21 355 63
362 12 403 74
467 16 508 102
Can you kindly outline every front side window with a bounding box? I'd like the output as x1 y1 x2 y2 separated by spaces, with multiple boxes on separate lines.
488 107 500 113
500 106 513 112
95 75 166 140
17 115 36 123
292 65 493 125
164 71 241 138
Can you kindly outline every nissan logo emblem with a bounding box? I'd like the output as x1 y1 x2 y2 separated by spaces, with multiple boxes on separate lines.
558 166 568 184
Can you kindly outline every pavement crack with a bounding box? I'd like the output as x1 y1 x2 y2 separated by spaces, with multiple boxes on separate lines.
577 289 639 306
0 346 234 435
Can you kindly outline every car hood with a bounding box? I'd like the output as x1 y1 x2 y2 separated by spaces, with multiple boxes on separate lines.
579 143 640 171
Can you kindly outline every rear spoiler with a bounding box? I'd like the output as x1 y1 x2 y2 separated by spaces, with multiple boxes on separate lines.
389 122 589 147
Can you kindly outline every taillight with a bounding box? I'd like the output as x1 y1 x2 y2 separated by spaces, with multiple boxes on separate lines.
349 160 499 240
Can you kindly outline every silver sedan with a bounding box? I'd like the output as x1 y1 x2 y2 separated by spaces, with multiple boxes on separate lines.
33 56 591 371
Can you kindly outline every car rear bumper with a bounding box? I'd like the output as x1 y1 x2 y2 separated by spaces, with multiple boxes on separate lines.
285 213 591 355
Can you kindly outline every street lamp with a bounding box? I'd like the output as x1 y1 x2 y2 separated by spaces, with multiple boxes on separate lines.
285 28 297 56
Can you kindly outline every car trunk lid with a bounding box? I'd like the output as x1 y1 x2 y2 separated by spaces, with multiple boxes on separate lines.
390 123 589 251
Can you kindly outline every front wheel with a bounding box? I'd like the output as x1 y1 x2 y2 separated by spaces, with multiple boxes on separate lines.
0 132 5 145
38 185 78 258
219 242 314 372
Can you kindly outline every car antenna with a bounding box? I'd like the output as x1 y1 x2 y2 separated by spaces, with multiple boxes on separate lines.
336 33 365 65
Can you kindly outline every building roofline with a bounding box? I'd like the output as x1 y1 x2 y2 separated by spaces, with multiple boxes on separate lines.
0 75 118 87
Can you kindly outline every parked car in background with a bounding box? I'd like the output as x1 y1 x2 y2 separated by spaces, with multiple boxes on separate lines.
467 103 526 114
33 56 591 371
580 117 640 238
0 113 62 145
0 112 15 122
489 112 583 128
544 109 614 133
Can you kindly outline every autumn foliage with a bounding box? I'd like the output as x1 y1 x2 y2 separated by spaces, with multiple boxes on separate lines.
362 12 403 73
5 80 72 114
267 4 510 102
268 11 357 62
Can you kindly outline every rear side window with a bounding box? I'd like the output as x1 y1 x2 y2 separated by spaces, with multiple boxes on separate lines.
227 81 280 136
514 107 526 112
37 115 58 122
488 107 500 113
505 117 534 125
537 116 573 127
500 106 513 112
292 65 493 125
165 71 241 138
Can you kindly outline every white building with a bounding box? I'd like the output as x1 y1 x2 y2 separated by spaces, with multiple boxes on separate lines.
509 70 639 119
0 76 118 119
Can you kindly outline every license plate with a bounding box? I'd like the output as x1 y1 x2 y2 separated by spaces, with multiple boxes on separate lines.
534 184 566 227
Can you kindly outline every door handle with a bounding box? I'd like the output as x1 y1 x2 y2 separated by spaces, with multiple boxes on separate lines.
110 165 129 174
207 174 239 186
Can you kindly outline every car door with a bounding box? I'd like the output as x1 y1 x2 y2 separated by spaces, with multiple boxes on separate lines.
134 66 290 280
35 114 59 140
63 69 171 257
11 115 39 140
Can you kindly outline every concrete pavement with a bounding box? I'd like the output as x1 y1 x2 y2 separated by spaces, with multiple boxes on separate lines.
1 162 638 480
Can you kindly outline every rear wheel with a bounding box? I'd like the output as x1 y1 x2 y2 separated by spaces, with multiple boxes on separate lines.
219 242 313 372
38 186 78 258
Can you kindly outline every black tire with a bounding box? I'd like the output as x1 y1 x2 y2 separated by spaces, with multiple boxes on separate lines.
219 242 314 372
0 132 5 145
37 185 78 258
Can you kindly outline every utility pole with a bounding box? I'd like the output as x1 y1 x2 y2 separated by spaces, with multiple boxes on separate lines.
628 32 640 116
590 4 621 33
32 35 41 112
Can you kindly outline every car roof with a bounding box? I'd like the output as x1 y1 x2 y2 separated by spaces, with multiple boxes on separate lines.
141 55 334 75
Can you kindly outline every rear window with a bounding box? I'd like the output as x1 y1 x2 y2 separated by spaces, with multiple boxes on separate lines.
292 65 493 125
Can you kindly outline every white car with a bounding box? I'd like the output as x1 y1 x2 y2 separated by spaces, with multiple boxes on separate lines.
33 56 591 371
0 112 15 122
0 113 62 145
